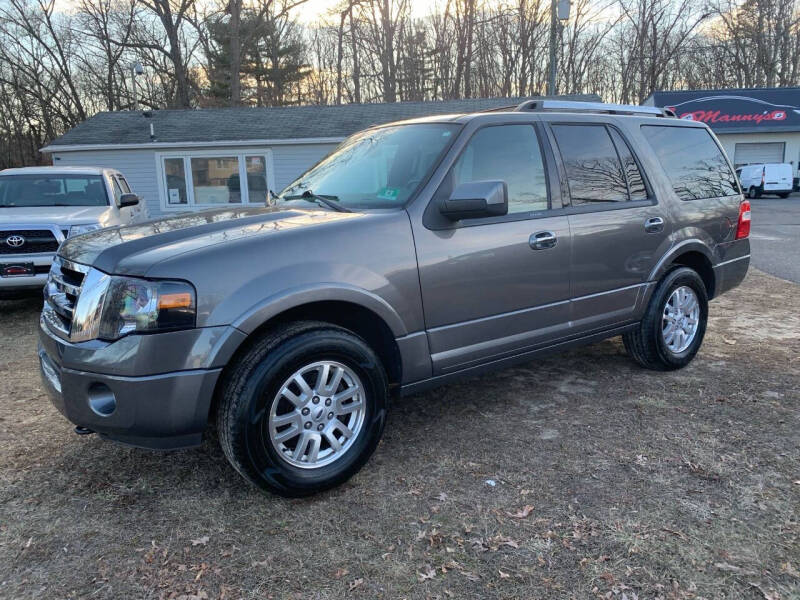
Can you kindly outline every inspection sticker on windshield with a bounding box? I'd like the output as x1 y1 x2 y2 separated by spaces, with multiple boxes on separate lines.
377 187 400 201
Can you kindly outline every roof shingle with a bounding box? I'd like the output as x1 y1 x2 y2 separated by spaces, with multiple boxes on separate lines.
46 95 601 148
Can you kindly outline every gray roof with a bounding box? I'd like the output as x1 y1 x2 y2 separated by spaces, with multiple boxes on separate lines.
45 95 601 149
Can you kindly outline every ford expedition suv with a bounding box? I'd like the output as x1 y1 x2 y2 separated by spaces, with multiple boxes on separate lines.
38 101 751 497
0 167 145 296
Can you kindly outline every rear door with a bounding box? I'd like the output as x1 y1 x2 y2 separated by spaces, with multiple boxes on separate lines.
411 122 572 375
546 120 669 332
764 164 792 192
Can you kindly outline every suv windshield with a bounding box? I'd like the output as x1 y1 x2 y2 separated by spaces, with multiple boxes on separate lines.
0 174 109 207
279 123 461 209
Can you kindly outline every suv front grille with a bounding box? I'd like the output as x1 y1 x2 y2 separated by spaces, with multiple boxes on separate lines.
0 229 60 255
43 257 88 338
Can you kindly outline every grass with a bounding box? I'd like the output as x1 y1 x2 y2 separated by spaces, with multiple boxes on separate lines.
0 270 798 599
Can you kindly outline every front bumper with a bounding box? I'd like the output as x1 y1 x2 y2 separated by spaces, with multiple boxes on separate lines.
0 253 54 291
38 318 246 449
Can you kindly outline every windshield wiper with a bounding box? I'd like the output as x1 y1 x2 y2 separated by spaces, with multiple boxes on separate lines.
283 190 352 213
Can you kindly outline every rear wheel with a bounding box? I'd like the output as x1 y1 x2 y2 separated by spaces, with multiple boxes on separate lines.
623 267 708 371
778 192 790 199
217 321 388 497
747 186 760 199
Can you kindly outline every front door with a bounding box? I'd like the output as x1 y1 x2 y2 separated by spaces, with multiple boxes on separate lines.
411 123 572 375
546 122 669 332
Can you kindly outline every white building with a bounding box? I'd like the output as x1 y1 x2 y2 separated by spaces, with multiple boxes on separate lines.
41 96 597 218
645 87 800 187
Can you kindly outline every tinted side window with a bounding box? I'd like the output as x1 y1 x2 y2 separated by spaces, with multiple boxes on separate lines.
551 124 628 204
609 128 648 201
641 126 739 200
452 124 548 213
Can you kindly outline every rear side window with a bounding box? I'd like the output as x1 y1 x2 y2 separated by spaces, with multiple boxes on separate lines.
609 128 648 201
551 124 629 204
452 124 548 213
641 126 739 200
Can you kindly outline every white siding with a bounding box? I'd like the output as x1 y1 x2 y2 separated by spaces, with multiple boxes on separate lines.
51 142 338 217
271 143 338 190
717 131 800 178
52 148 162 217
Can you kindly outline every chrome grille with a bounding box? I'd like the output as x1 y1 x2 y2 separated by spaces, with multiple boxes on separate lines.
43 257 89 339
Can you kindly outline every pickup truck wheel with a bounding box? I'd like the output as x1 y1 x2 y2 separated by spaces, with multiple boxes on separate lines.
217 321 388 497
623 267 708 371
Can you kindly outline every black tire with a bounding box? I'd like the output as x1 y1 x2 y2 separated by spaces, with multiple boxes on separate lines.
747 186 758 199
778 192 790 199
623 267 708 371
217 321 388 497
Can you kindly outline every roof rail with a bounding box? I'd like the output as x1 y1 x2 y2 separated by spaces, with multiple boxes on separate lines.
514 99 676 118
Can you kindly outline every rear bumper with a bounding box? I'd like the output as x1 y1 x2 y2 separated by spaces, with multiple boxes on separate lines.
762 187 793 195
713 254 749 297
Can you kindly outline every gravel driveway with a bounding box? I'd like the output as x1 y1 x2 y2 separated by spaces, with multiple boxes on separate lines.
0 270 798 600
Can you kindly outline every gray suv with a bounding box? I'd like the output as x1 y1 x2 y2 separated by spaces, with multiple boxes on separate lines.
38 101 751 497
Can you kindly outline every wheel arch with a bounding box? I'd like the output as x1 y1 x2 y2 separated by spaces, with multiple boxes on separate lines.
209 296 405 425
650 241 716 299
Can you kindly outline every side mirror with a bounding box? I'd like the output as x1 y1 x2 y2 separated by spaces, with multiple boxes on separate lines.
440 180 508 221
118 193 140 208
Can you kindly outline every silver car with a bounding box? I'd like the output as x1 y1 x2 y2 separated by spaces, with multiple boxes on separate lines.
0 166 145 295
37 101 751 497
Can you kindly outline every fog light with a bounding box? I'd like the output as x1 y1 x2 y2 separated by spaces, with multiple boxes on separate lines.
88 383 116 416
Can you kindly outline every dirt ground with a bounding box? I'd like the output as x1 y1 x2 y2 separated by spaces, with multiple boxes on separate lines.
0 270 798 600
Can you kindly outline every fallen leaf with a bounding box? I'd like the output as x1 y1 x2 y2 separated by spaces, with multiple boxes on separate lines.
781 562 800 578
334 568 350 579
599 572 615 584
348 578 364 591
498 569 510 579
417 566 436 581
435 492 448 502
507 505 535 519
191 536 210 547
723 338 737 345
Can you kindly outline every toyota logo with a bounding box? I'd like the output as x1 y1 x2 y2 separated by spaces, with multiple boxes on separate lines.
5 234 25 248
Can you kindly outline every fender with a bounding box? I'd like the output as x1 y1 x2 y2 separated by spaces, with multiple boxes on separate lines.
647 238 714 282
231 283 410 338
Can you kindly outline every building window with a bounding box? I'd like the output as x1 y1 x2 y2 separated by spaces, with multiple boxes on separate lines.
159 151 271 209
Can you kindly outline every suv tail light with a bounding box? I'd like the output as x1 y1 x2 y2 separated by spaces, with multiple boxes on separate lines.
736 199 751 239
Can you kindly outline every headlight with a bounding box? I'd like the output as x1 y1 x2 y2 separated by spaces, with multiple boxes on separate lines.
70 271 195 342
68 223 103 238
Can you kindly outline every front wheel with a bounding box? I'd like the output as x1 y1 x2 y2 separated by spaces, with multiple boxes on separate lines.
623 267 708 371
217 321 388 497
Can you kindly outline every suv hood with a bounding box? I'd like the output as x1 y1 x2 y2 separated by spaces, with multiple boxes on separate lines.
58 206 364 275
0 205 111 227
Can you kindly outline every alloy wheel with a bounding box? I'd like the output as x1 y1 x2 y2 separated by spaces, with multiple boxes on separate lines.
267 360 366 469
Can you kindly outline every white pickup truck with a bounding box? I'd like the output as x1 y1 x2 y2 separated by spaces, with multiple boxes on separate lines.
0 166 146 296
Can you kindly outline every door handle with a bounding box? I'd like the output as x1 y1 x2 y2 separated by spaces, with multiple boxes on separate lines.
529 231 557 250
644 216 665 233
